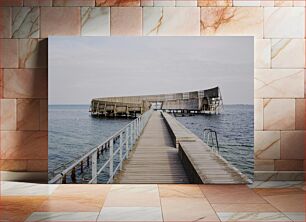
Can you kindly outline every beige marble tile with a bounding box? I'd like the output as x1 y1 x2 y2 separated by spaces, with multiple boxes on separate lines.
27 159 48 172
293 0 305 6
53 0 95 6
260 0 274 6
40 99 48 130
0 131 48 159
98 207 162 221
0 99 17 131
0 7 11 38
176 0 197 6
143 7 200 36
295 99 305 130
26 212 99 221
255 69 304 98
217 212 291 221
233 0 261 6
271 39 305 68
17 99 40 131
200 7 263 38
3 69 48 99
19 39 48 68
280 130 304 160
23 0 52 6
254 171 304 181
212 203 278 212
263 99 295 130
41 7 80 38
0 69 3 98
0 0 23 6
275 160 304 171
274 0 293 6
96 0 140 6
0 159 27 171
81 7 110 36
0 39 18 68
255 99 263 130
264 7 305 38
141 0 154 6
198 0 232 6
12 7 39 38
110 7 142 36
254 160 274 171
255 39 271 68
154 0 175 6
254 131 280 160
158 184 204 198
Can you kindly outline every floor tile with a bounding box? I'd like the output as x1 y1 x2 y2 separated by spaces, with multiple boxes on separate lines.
200 185 266 204
283 212 305 221
161 197 219 221
212 203 278 212
0 196 47 221
217 212 291 221
158 184 204 198
103 184 160 207
25 212 99 221
1 181 58 196
249 181 304 189
97 207 163 221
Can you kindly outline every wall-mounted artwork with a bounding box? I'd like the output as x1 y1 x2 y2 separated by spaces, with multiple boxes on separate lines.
48 37 254 184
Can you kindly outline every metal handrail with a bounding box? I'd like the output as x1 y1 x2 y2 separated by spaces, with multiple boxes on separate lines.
49 108 154 184
203 128 219 153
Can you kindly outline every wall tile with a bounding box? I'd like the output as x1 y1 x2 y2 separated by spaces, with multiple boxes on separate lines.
81 7 110 36
0 39 18 68
0 131 48 159
260 0 274 6
3 69 48 99
53 0 95 6
176 0 197 6
0 7 11 38
255 39 271 68
0 0 22 6
39 99 47 131
143 7 200 36
19 39 48 68
154 0 175 6
141 0 153 6
27 160 48 171
0 69 3 98
295 99 305 130
200 7 263 38
41 7 80 38
17 99 40 131
254 160 274 171
0 99 17 131
0 160 27 171
264 7 305 38
293 0 305 6
24 0 52 6
254 99 263 130
12 7 40 39
96 0 140 6
263 99 295 130
271 39 305 68
255 69 304 98
198 0 232 6
233 0 260 6
110 7 142 35
280 131 304 160
275 160 304 171
255 131 280 160
274 0 293 6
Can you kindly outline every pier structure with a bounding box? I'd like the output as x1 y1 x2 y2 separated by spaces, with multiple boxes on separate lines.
90 86 223 117
50 110 249 184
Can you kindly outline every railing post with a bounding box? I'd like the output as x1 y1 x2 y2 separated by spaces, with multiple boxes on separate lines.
119 132 123 170
92 151 97 183
126 127 129 158
130 123 133 147
109 138 114 183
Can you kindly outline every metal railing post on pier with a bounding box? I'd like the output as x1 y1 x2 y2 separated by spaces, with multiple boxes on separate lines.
109 138 114 183
126 127 129 158
92 151 97 183
119 132 123 170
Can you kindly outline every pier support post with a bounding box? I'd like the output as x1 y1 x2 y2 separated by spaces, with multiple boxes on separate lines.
119 132 123 170
92 151 97 184
109 138 114 183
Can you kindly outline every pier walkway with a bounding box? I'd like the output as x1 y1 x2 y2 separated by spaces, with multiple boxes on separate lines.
114 111 189 183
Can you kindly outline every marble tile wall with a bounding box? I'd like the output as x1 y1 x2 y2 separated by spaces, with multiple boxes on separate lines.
0 0 304 182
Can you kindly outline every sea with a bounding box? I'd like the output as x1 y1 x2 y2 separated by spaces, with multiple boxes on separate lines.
48 104 254 182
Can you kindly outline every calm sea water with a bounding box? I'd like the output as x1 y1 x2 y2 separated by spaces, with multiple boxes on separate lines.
175 105 254 179
49 104 254 181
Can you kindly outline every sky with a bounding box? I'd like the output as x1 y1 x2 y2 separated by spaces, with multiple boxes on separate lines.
49 36 254 105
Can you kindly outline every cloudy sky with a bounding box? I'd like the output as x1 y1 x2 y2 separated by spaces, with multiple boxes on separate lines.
49 36 253 105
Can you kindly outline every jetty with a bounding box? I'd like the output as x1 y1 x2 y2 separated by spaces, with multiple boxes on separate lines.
50 96 250 184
